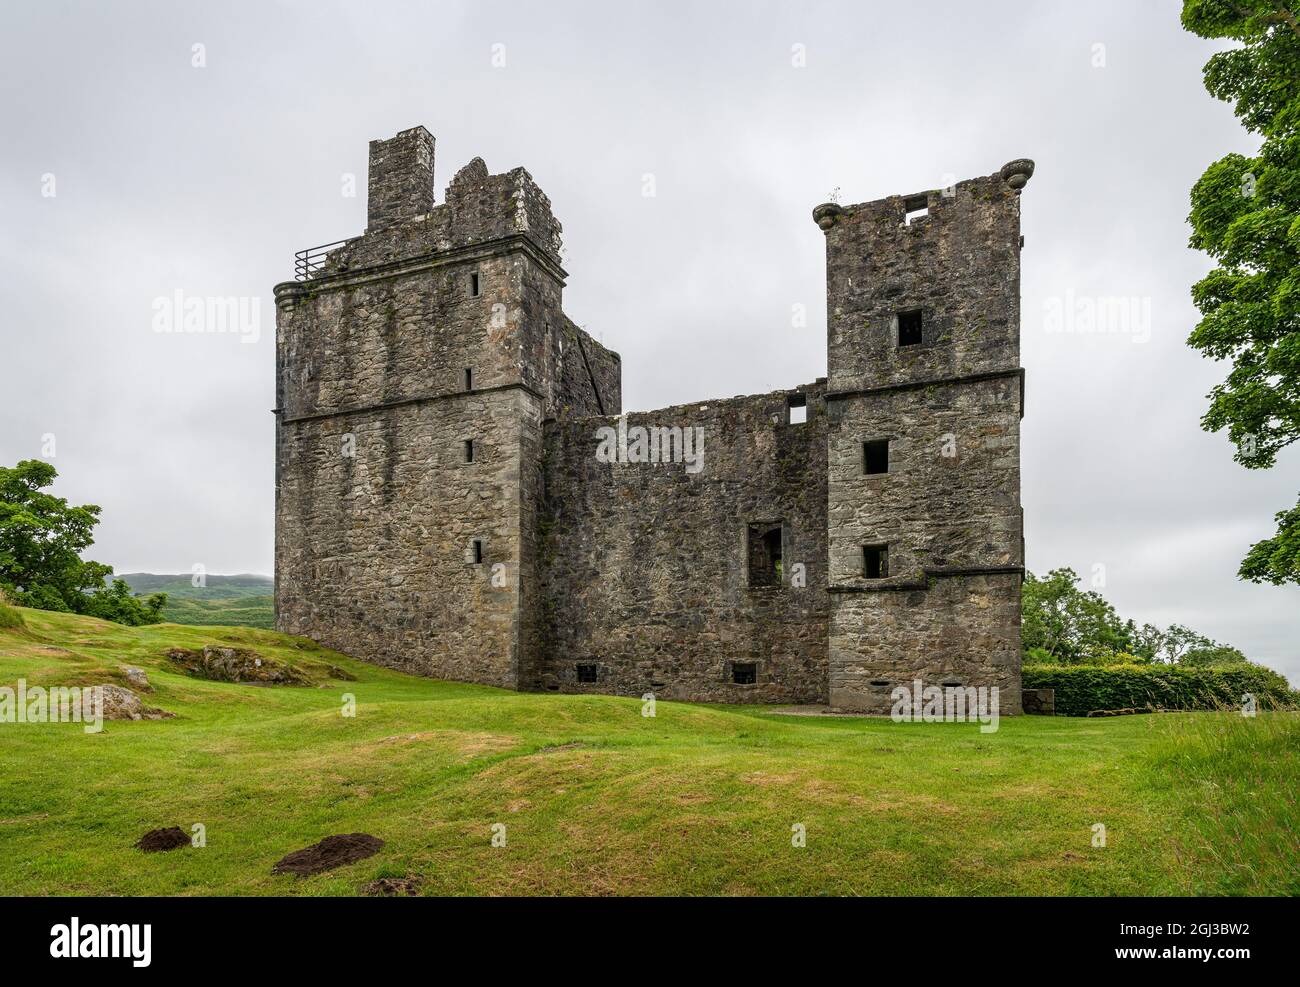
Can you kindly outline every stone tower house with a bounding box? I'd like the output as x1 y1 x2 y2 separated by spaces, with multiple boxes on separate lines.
274 126 1031 713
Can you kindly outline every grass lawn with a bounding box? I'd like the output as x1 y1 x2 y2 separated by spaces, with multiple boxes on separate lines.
1 606 1296 896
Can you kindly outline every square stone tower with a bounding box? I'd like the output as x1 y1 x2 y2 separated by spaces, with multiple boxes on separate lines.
814 160 1033 714
273 126 619 689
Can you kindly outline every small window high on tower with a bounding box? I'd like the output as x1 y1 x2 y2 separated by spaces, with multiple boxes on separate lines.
863 544 888 579
864 439 889 475
470 272 481 297
898 309 923 347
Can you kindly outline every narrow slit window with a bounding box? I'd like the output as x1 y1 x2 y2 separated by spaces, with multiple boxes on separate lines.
904 194 929 225
786 393 807 424
464 439 475 463
469 272 481 297
464 367 473 390
863 544 888 579
732 662 757 685
576 663 598 684
747 523 784 587
472 539 483 564
864 439 889 475
898 309 923 347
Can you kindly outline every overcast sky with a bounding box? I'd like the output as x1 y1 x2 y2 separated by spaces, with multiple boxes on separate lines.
2 0 1296 681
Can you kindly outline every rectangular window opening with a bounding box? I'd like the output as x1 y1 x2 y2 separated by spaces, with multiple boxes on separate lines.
864 439 889 475
786 393 807 425
464 439 475 463
863 544 888 579
747 523 784 587
472 539 483 564
469 272 481 297
904 194 929 225
898 309 923 347
732 662 757 685
464 367 473 390
576 663 598 684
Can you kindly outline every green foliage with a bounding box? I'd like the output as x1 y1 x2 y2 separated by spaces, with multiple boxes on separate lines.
0 460 110 611
1022 568 1255 669
1023 663 1296 716
0 599 23 630
1181 1 1300 584
1020 568 1134 662
83 578 167 627
0 460 164 626
1238 499 1300 583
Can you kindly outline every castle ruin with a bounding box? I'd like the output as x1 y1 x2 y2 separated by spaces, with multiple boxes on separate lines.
274 126 1031 713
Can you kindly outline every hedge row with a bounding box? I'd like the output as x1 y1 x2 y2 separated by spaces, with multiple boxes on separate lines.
1022 663 1297 716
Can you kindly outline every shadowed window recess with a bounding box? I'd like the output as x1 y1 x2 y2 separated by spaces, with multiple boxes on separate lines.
863 544 888 579
747 523 784 587
898 309 923 347
864 439 889 475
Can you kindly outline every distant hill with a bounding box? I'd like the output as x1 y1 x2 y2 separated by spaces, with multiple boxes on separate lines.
112 573 274 629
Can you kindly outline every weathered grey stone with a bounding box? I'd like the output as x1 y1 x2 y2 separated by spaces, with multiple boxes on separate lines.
165 645 308 685
1022 687 1055 715
99 685 173 721
273 127 1031 712
121 666 151 692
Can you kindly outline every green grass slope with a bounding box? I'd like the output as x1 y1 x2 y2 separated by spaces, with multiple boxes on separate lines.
0 606 1295 896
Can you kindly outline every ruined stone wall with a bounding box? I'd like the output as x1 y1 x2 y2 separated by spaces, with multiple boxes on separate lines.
276 130 579 690
828 574 1022 712
275 387 532 687
537 383 829 703
277 127 1032 713
817 162 1031 714
367 127 436 232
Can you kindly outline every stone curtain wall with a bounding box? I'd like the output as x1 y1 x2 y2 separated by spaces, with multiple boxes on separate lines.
537 383 829 703
816 162 1031 714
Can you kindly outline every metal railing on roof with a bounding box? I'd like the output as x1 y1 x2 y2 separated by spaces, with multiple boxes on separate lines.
293 238 356 281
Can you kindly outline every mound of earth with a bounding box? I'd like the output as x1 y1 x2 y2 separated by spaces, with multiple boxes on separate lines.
101 684 174 721
166 645 309 685
361 875 423 896
273 833 385 876
136 826 190 852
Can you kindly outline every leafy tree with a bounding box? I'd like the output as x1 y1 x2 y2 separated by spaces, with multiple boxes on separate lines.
83 578 168 627
0 460 165 625
1182 1 1300 584
1021 568 1250 666
0 460 108 610
1020 568 1135 662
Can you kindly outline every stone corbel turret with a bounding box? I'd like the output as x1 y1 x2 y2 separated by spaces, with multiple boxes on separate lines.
999 158 1035 190
812 202 843 232
274 281 307 313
